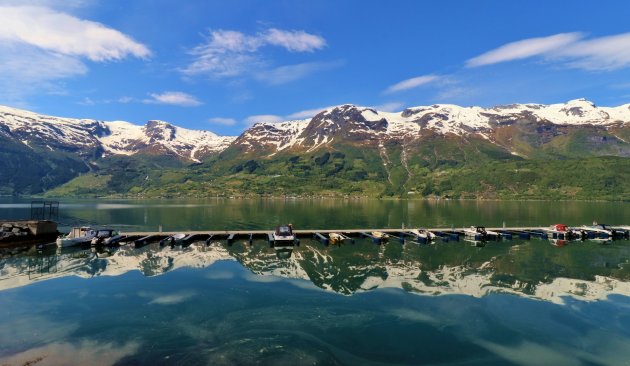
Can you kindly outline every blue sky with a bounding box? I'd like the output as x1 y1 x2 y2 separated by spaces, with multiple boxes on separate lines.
1 0 630 136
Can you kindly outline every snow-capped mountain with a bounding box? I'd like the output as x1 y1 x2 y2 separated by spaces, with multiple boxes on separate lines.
232 99 630 154
2 99 629 160
0 105 235 162
1 99 629 195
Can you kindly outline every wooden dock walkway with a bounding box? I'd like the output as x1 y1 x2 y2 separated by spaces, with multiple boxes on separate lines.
120 227 546 237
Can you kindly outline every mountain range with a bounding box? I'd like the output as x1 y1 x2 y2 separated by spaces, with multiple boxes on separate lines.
1 99 630 198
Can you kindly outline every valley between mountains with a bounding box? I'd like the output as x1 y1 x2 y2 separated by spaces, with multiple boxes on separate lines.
1 99 630 200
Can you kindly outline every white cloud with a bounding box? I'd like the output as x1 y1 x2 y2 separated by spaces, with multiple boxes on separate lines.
466 33 582 68
143 91 202 107
0 42 87 81
263 28 326 52
466 32 630 71
118 96 134 103
255 60 343 85
434 85 470 101
0 42 87 102
0 0 92 9
372 102 404 112
208 117 237 126
245 114 284 125
610 82 630 89
287 106 332 119
0 6 151 61
182 28 327 79
385 74 441 94
559 32 630 71
79 97 95 106
0 5 149 103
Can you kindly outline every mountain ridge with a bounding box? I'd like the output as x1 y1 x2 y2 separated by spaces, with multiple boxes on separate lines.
2 99 630 197
0 105 235 162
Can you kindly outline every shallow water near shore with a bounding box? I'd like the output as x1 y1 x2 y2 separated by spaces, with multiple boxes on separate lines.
1 198 629 365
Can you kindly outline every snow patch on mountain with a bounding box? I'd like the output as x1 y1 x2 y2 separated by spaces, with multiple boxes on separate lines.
236 119 310 154
240 99 630 153
491 98 630 125
100 120 234 161
0 105 235 161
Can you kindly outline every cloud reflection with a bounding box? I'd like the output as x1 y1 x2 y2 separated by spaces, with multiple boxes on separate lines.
138 290 197 305
475 340 580 366
242 272 323 292
205 270 235 280
2 340 140 366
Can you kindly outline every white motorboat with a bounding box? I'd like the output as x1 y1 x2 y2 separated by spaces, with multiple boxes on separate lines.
103 234 125 246
580 223 624 238
371 231 390 241
329 232 343 244
463 226 488 241
56 227 97 247
543 224 572 239
409 228 436 241
90 229 118 246
485 229 502 239
161 233 187 245
273 225 297 247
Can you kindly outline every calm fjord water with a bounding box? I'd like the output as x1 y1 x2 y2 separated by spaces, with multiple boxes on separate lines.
1 198 629 365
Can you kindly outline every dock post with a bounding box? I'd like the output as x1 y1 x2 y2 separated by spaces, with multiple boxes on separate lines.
314 233 329 246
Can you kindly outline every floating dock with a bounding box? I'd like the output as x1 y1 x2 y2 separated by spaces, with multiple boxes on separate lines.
111 226 629 246
2 224 628 249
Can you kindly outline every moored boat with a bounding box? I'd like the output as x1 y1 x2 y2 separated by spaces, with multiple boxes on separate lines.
409 228 436 241
56 227 97 247
484 229 502 239
463 226 488 241
90 229 118 246
329 232 343 244
273 224 297 247
103 234 125 246
160 233 187 245
580 223 625 239
371 231 389 241
543 224 574 240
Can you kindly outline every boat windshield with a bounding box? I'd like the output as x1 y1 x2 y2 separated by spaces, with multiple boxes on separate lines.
276 226 292 236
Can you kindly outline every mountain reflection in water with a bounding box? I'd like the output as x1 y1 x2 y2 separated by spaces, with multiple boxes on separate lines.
2 237 629 304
